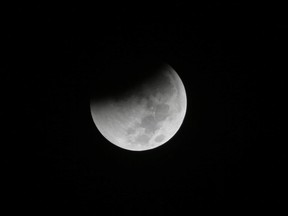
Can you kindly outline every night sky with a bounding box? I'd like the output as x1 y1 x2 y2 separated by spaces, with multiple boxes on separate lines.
6 5 286 214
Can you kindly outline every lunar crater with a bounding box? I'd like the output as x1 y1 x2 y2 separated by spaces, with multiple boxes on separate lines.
155 134 165 143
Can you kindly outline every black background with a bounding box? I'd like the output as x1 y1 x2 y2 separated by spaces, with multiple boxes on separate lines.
4 4 286 214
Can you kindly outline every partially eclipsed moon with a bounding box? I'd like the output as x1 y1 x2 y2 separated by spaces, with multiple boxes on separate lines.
90 64 187 151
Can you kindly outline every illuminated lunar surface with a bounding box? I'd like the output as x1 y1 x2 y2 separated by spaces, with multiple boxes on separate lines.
90 65 187 151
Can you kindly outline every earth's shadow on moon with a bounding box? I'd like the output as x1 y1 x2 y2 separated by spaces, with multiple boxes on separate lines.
90 59 169 104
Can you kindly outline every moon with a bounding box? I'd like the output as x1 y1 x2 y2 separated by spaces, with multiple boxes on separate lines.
90 64 187 151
